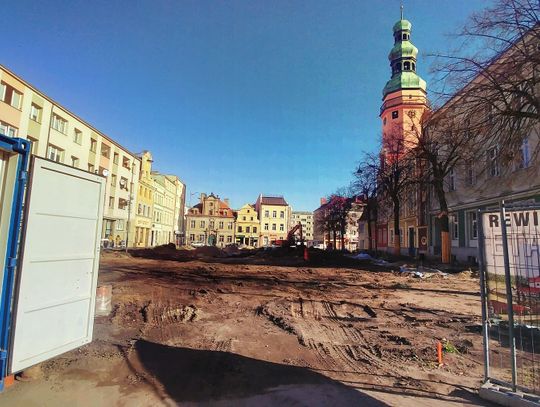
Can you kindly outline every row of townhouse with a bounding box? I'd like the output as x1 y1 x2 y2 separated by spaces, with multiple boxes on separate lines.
0 65 185 248
185 193 311 248
357 16 539 263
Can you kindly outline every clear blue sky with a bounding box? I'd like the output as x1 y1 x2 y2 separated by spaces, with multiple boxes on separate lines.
2 0 485 211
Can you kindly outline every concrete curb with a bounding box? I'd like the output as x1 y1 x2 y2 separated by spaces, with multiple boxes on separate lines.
479 382 540 407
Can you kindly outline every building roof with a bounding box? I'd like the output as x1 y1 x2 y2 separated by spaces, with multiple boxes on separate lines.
259 196 289 206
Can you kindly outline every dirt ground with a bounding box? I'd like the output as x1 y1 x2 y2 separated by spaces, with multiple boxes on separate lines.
1 249 493 406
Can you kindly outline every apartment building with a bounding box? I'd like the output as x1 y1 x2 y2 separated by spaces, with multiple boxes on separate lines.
186 193 235 248
0 65 140 246
133 151 154 247
290 211 314 245
235 204 259 247
255 195 291 247
426 35 540 263
169 175 186 245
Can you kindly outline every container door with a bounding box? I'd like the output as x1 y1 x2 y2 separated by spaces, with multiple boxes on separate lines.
9 157 104 373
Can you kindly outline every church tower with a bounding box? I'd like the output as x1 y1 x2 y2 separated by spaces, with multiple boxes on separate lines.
380 10 428 155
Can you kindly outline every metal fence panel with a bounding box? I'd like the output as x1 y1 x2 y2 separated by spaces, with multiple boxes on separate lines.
480 205 540 394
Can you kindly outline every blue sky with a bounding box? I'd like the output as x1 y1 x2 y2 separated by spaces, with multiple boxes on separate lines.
3 0 485 210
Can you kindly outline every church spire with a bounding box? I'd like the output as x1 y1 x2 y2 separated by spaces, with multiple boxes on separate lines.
382 13 426 98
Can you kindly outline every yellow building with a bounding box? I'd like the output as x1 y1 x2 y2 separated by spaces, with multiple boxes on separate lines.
235 204 259 247
0 65 140 247
186 193 235 247
133 151 154 247
255 195 291 247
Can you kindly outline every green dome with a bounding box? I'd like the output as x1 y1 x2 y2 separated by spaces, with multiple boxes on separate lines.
393 19 411 32
388 41 418 61
383 72 426 97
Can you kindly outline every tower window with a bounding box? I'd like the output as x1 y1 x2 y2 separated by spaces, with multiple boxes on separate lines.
404 61 411 71
412 62 416 71
402 33 407 40
392 111 399 119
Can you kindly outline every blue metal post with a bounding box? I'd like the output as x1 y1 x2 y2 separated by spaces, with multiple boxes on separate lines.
0 136 30 391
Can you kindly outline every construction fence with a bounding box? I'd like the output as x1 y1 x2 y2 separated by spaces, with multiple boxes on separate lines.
479 204 540 394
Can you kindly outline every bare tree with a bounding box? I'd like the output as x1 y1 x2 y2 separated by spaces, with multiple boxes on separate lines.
354 157 378 251
361 141 415 256
430 0 540 158
403 109 482 263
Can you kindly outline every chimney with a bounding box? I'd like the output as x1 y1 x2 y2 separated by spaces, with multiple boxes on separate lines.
224 198 230 207
320 197 327 206
200 193 207 202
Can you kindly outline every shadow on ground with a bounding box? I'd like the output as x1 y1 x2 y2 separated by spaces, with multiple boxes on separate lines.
135 340 387 406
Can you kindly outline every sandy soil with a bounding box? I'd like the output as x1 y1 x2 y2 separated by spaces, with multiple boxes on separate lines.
1 250 493 406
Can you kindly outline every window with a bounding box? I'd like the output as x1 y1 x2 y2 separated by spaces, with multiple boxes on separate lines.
30 104 42 122
107 196 114 208
253 227 257 233
200 220 205 228
0 121 18 137
227 236 232 243
392 110 399 119
47 144 64 163
113 152 119 164
101 144 111 158
73 128 82 144
118 198 128 210
238 226 243 233
280 211 284 218
122 156 130 169
198 234 204 242
119 177 128 190
242 216 246 221
465 161 476 186
0 82 22 109
468 212 478 240
450 214 459 240
219 235 224 243
219 221 224 228
488 147 500 177
90 138 97 152
449 168 456 191
116 220 125 231
279 224 284 231
264 210 269 218
190 234 195 242
272 224 276 231
403 61 410 70
264 223 269 231
228 222 233 230
111 174 116 186
246 226 250 233
70 156 79 168
51 114 67 134
189 220 195 228
272 211 277 218
516 137 531 169
209 220 215 229
27 135 38 154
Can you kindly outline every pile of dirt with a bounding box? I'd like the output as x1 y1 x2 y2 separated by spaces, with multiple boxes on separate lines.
129 243 194 261
192 246 225 258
